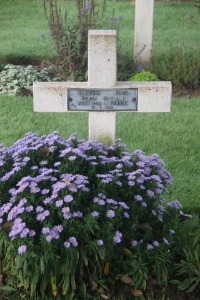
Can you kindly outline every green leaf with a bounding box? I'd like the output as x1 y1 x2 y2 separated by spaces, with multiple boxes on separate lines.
186 281 199 293
178 278 195 291
170 279 181 285
0 285 16 292
80 280 87 297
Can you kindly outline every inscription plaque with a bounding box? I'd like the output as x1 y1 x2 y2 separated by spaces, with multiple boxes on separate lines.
67 88 138 111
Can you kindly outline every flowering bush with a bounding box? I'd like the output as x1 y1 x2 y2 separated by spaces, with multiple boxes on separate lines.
0 133 188 298
0 64 60 95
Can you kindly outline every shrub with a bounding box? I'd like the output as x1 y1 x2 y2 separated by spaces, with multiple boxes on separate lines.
117 51 137 81
170 215 200 295
0 132 193 299
194 0 200 14
44 0 119 81
128 70 159 82
0 64 60 96
148 48 200 90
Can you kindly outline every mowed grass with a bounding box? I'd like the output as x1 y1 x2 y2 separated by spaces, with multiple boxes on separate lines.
0 0 199 62
0 95 200 210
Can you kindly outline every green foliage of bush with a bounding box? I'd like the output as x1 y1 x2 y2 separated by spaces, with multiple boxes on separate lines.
44 0 119 81
194 0 200 14
171 215 200 294
0 132 196 299
128 70 159 82
0 64 60 96
148 48 200 89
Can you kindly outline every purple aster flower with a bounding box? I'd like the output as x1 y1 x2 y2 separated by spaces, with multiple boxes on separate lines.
124 212 129 218
131 240 138 247
63 212 71 219
163 238 169 245
106 210 115 218
155 188 162 195
116 163 123 169
55 225 63 232
42 227 50 234
2 203 12 213
64 241 70 248
73 211 83 218
134 195 143 202
136 177 144 184
118 202 129 209
64 195 73 203
116 181 122 186
55 199 63 207
9 188 17 195
170 229 175 234
31 166 38 170
128 180 135 186
26 205 34 212
113 231 122 244
69 237 78 247
18 245 27 255
31 187 40 194
91 211 99 217
62 206 70 213
68 156 76 161
36 206 44 213
106 198 117 205
147 244 154 250
29 182 37 188
23 156 30 163
29 230 36 237
114 236 121 243
97 240 104 246
46 235 52 243
43 197 52 205
43 210 50 217
98 199 105 206
20 228 30 238
54 162 61 167
41 189 49 195
40 160 48 166
167 200 182 210
147 190 155 198
153 241 160 247
36 214 45 222
136 161 145 167
152 210 157 216
140 185 145 190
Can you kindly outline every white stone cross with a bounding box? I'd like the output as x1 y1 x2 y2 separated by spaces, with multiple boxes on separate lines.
134 0 154 64
33 30 171 144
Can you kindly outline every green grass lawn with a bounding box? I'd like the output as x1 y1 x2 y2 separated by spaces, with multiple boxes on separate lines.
0 0 199 62
0 95 200 211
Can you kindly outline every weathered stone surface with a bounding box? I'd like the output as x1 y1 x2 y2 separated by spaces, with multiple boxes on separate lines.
134 0 154 63
33 29 171 144
33 81 171 113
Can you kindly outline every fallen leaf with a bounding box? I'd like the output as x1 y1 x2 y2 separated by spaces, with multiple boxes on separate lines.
100 294 109 299
98 287 106 294
118 274 132 284
131 289 143 297
91 281 97 291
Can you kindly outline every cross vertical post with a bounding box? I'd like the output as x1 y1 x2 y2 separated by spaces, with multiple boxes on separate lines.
88 30 117 143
